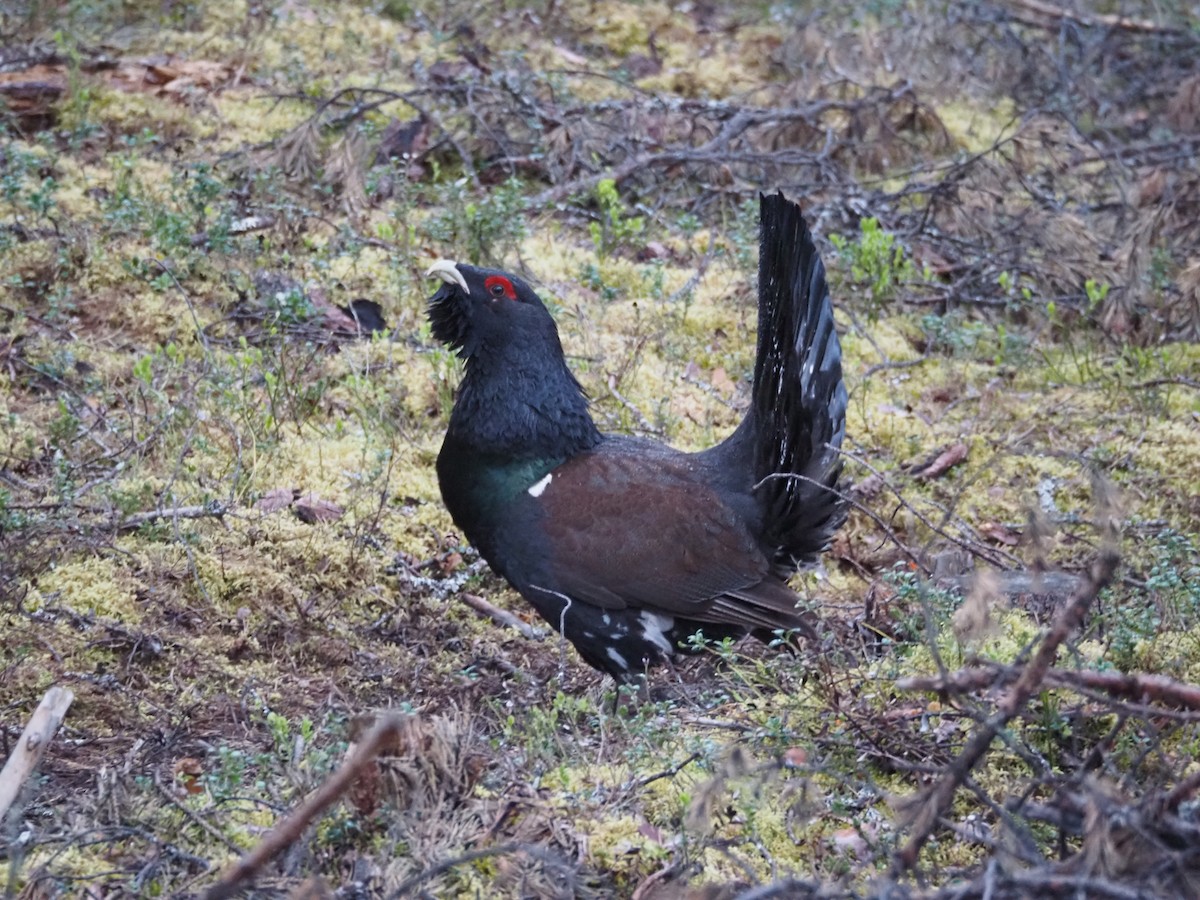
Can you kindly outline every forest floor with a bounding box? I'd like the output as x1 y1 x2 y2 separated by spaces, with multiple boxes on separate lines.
2 1 1200 897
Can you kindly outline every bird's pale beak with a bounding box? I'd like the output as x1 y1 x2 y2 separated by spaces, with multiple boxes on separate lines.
425 259 470 295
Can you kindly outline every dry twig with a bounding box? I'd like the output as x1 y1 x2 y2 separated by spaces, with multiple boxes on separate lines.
893 548 1120 872
460 592 547 641
116 502 228 532
204 715 408 900
898 664 1200 714
1003 0 1183 34
386 842 571 899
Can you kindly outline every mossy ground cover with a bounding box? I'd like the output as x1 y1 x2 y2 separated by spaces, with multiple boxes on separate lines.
2 1 1199 896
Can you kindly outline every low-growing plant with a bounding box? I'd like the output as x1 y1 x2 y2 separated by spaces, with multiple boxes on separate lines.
423 176 527 263
421 322 462 417
579 260 621 301
920 310 1027 364
1142 529 1200 634
589 178 644 259
829 217 916 317
884 565 963 648
1084 278 1109 314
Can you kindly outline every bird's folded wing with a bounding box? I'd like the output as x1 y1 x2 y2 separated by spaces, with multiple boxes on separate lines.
531 449 786 621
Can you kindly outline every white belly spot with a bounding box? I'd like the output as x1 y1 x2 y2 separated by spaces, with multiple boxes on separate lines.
527 473 553 498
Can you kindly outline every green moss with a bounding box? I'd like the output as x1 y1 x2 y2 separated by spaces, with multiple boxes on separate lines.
27 556 141 620
1131 629 1200 681
210 94 317 147
581 2 657 55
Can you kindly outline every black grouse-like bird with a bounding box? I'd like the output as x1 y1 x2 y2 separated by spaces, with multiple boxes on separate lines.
426 192 846 682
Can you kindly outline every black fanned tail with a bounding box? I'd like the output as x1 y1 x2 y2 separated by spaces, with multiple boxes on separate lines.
750 192 847 571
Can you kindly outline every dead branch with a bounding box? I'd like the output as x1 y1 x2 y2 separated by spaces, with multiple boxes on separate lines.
628 751 703 791
204 714 407 900
898 664 1200 714
526 91 913 207
606 376 663 436
893 548 1120 872
0 686 74 822
460 592 546 641
1002 0 1184 34
116 502 228 532
931 868 1155 900
630 863 682 900
1164 766 1200 814
836 447 1020 570
1130 376 1200 391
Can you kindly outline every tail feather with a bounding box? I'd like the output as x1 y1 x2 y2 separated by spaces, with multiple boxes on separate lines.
751 192 847 570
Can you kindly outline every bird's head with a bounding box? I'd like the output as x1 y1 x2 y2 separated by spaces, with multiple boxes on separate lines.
426 260 554 360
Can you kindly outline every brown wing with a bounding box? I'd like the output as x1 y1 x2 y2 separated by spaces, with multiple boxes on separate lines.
532 446 800 628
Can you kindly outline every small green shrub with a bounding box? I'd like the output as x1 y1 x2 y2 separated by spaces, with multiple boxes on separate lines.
423 176 527 263
829 217 916 316
589 178 644 259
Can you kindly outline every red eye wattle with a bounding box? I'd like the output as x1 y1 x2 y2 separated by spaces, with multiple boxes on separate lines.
484 275 517 301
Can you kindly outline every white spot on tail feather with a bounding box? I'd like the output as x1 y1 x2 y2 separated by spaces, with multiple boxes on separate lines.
639 611 676 656
527 473 553 498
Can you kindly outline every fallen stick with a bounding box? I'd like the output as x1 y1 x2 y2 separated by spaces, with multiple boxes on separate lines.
203 714 406 900
461 592 546 641
1004 0 1182 34
0 686 75 822
117 503 228 532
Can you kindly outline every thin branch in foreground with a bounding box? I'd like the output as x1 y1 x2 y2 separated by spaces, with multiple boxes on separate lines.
203 715 407 900
1164 766 1200 814
1003 0 1185 34
1130 376 1200 390
628 751 703 791
897 664 1200 714
892 548 1120 873
606 375 663 436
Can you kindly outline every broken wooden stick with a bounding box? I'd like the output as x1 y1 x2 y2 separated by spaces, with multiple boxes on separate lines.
117 502 228 532
0 686 75 823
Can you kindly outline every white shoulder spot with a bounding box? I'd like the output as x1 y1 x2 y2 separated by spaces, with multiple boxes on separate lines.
527 472 553 498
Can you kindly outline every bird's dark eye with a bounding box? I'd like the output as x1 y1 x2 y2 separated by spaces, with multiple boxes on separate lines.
484 274 517 301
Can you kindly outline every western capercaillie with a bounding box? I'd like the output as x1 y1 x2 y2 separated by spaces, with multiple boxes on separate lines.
426 192 846 682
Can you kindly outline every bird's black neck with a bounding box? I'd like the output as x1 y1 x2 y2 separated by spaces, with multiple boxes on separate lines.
445 340 601 464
